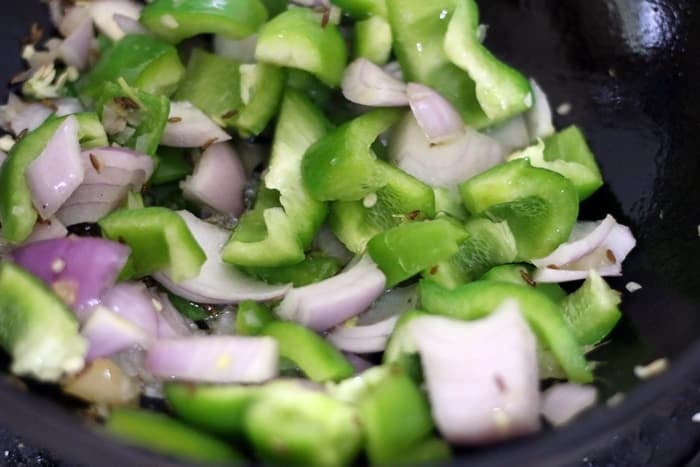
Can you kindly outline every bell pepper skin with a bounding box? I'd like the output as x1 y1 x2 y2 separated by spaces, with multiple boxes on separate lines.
232 63 286 136
261 321 354 382
0 113 107 243
167 293 209 321
97 81 169 156
368 218 468 287
236 300 276 336
443 0 533 123
419 279 592 383
302 108 403 202
174 48 241 126
140 0 269 43
78 35 185 103
223 91 330 267
331 0 387 18
106 408 243 463
459 159 579 261
354 16 392 65
561 271 622 346
151 147 192 185
99 207 206 282
0 262 86 382
242 255 341 287
255 8 347 87
330 160 437 254
480 264 567 303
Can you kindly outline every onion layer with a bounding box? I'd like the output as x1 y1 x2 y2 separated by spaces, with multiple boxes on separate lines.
161 102 232 148
541 383 598 426
407 83 465 144
342 58 409 107
82 305 149 361
25 217 68 244
89 0 143 41
101 282 160 336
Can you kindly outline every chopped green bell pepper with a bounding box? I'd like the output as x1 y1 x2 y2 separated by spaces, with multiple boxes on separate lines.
242 254 341 286
97 80 169 156
368 218 468 287
286 69 332 110
151 147 192 185
0 113 107 243
443 0 533 123
331 0 387 18
419 279 592 383
105 408 243 463
255 8 347 87
261 321 354 382
99 207 206 282
354 16 393 65
140 0 269 43
232 63 286 136
236 300 276 336
78 34 185 103
480 264 567 303
459 159 579 260
0 262 86 382
167 293 210 321
223 91 330 267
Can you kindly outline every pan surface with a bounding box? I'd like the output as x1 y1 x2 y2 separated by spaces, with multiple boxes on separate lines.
0 0 699 465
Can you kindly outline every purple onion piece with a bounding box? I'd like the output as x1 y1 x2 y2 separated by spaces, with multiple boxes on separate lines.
101 282 160 336
541 383 598 427
58 16 94 70
24 217 68 244
327 315 399 354
0 93 52 136
341 58 409 107
155 294 195 338
82 306 149 361
161 102 231 148
89 0 143 41
406 82 465 145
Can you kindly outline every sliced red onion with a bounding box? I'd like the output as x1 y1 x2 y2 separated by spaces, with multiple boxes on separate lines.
532 215 636 282
181 142 246 217
146 336 278 383
342 58 409 107
101 282 160 336
58 5 91 37
89 0 143 41
485 116 531 153
26 115 84 219
156 294 196 338
82 305 149 361
390 112 504 190
11 237 130 316
153 211 290 303
328 316 399 354
525 79 555 141
409 300 541 445
343 352 375 374
541 383 598 426
213 34 258 63
407 83 465 144
58 16 94 70
25 217 68 244
161 102 232 148
0 93 53 136
277 255 386 332
113 13 149 36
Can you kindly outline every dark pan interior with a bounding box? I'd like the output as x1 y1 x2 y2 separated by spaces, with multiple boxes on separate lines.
1 0 699 465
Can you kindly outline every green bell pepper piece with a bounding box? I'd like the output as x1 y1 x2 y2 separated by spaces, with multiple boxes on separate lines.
140 0 269 43
459 159 579 260
223 91 330 267
124 191 145 209
433 187 468 221
330 160 437 253
0 113 107 243
357 366 444 465
303 108 403 202
368 218 468 287
151 147 192 185
255 8 347 87
354 16 393 65
260 0 287 16
480 264 567 303
561 271 622 346
508 126 604 200
383 309 427 365
261 321 353 382
78 34 185 103
167 293 210 321
242 254 341 286
165 383 258 438
244 381 363 466
174 48 241 126
286 69 332 110
331 0 387 18
419 279 592 383
105 408 243 463
232 63 286 136
236 300 276 336
386 0 489 128
423 217 517 289
96 80 169 156
443 0 533 122
99 207 206 282
0 262 86 382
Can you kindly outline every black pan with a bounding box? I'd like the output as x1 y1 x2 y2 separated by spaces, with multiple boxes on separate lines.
1 0 700 465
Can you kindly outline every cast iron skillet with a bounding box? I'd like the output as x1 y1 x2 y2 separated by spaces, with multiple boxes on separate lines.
1 0 700 465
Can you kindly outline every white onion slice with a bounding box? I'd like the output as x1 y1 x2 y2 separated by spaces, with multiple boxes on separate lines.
26 115 83 219
25 217 67 244
82 306 149 361
407 83 465 144
525 79 555 141
541 383 598 426
0 93 53 136
383 61 404 81
342 58 409 107
162 102 232 148
181 142 246 217
146 336 278 383
113 13 149 36
101 282 160 336
89 0 143 41
486 116 531 154
277 256 386 331
328 316 399 354
410 300 541 445
153 211 291 304
389 112 504 190
58 16 94 70
532 215 636 282
213 35 258 63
